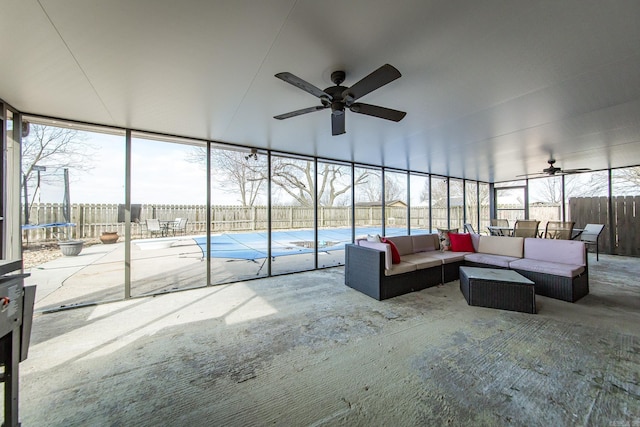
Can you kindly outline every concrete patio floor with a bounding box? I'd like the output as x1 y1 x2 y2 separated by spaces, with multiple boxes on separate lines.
26 236 346 312
18 252 640 426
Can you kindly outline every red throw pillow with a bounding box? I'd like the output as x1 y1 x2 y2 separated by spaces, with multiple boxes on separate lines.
380 237 401 264
449 233 475 252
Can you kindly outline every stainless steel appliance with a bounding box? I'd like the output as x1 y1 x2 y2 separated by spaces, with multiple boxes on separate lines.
0 260 35 427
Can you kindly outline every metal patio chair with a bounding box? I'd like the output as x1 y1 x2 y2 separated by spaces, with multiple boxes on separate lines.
170 218 188 236
544 221 575 240
145 218 162 238
580 223 605 261
489 218 510 236
464 223 488 235
512 219 540 238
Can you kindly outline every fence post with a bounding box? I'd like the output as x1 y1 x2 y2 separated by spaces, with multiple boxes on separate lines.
252 206 256 231
78 204 84 238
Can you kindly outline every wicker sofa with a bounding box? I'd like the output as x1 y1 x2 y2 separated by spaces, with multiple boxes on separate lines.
344 233 589 302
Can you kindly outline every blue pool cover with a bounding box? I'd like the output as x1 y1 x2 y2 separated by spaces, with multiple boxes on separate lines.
192 227 426 260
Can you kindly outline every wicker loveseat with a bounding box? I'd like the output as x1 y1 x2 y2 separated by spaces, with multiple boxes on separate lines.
345 234 445 300
510 238 589 302
465 235 588 302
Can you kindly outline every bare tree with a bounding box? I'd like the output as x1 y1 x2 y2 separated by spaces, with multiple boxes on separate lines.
270 159 370 207
219 150 266 206
21 123 95 208
355 171 406 204
383 173 405 203
418 180 430 205
611 167 640 195
356 170 381 203
533 172 613 202
430 177 449 207
317 163 360 207
188 148 369 207
185 147 267 206
529 177 563 204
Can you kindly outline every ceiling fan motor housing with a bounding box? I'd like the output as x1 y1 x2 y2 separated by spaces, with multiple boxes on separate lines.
324 84 348 114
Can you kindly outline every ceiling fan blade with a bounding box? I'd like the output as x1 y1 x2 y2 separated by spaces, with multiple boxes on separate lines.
332 113 345 135
515 172 546 178
561 168 591 174
349 103 406 122
343 64 401 102
274 105 326 120
275 72 332 99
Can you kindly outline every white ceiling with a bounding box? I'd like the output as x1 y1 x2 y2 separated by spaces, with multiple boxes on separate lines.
2 0 640 182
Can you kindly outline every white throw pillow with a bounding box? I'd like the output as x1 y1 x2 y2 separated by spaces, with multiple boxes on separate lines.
366 233 381 243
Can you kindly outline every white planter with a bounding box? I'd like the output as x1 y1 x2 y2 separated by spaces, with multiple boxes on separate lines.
58 240 84 256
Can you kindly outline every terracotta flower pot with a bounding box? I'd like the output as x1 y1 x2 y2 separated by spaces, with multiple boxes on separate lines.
100 231 119 244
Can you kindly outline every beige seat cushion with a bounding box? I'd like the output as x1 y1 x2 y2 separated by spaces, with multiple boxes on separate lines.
509 258 585 278
384 261 418 276
464 253 520 268
423 251 468 264
402 253 442 269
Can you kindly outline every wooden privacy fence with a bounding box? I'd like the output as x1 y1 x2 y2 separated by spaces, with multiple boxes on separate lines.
24 199 637 255
569 196 639 257
23 202 559 243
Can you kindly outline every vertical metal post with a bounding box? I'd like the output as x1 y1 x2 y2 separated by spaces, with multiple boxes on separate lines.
406 172 411 235
206 142 211 286
608 169 615 254
446 177 450 228
1 328 20 427
313 158 318 269
525 179 530 220
561 175 566 222
428 175 433 232
489 182 496 220
351 163 355 243
267 151 272 276
462 179 466 225
62 168 70 223
22 175 28 225
381 168 386 236
476 183 481 232
124 129 131 299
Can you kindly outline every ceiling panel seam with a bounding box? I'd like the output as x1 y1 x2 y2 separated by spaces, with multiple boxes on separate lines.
222 0 299 136
37 0 116 124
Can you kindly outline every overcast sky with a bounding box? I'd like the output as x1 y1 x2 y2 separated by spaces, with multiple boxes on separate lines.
37 134 217 205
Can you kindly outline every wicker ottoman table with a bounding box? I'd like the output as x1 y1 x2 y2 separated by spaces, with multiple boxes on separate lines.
459 266 536 314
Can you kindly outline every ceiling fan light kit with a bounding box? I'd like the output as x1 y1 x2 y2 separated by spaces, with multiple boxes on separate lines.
274 64 406 135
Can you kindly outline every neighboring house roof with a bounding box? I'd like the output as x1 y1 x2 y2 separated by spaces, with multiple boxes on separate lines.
356 200 407 207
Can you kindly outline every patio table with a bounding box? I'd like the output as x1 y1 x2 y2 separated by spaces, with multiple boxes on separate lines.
487 225 513 236
158 220 174 237
460 266 536 313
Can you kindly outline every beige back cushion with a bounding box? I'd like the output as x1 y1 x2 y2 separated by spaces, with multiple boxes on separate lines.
478 235 524 257
412 234 438 252
386 235 414 256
